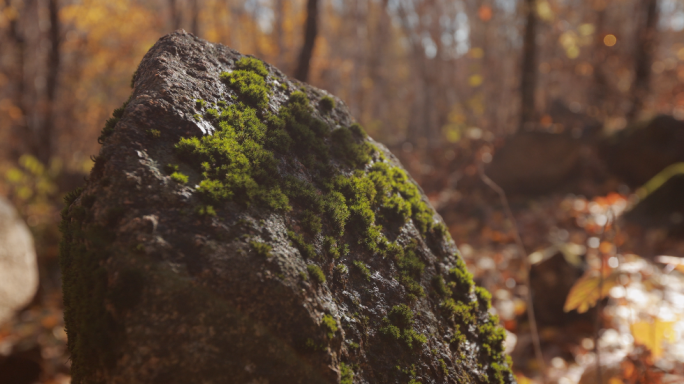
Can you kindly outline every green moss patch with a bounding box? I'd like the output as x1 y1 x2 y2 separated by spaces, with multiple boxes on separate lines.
98 99 130 144
428 255 510 381
340 362 354 384
307 264 326 284
59 191 123 382
448 258 474 298
352 261 371 281
220 70 270 109
474 286 492 310
234 57 269 77
288 231 316 259
321 314 337 338
319 96 335 113
349 123 367 139
441 298 477 325
477 314 510 383
301 210 322 235
380 304 427 350
324 236 348 259
432 275 451 297
146 129 161 138
331 127 373 168
434 256 480 327
170 172 189 184
250 241 272 258
388 241 426 300
176 102 290 211
196 205 217 216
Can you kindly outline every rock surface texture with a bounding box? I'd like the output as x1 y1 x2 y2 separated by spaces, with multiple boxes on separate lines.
0 197 38 326
60 31 514 384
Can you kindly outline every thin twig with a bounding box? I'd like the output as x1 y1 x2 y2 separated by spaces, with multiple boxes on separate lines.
478 164 547 383
594 209 612 384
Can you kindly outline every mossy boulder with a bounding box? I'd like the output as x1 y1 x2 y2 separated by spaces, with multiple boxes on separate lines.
60 31 514 384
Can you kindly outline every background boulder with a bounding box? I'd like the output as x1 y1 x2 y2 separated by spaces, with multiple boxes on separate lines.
600 115 684 187
0 197 38 326
624 172 684 239
486 131 582 194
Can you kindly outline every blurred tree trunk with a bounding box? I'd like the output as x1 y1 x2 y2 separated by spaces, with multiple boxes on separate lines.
168 0 182 31
520 0 538 130
590 0 608 115
6 0 28 159
349 0 366 121
273 0 287 69
368 0 390 138
38 0 61 164
294 0 318 82
368 0 388 81
627 0 659 121
224 0 236 48
425 2 442 148
395 1 427 146
190 0 200 37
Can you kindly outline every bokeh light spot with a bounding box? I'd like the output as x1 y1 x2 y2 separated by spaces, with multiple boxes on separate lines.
604 34 617 46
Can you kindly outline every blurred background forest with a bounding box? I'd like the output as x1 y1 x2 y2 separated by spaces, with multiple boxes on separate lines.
2 0 684 383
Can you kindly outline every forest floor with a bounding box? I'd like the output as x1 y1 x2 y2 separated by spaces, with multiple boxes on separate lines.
400 143 684 384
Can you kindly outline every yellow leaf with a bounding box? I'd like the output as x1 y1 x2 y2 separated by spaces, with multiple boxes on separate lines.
559 32 577 49
578 23 596 36
442 123 462 143
514 298 526 316
5 167 24 183
468 74 483 87
566 46 580 59
469 47 484 59
536 1 554 21
630 319 677 358
514 374 534 384
19 154 45 176
564 270 619 313
17 186 33 200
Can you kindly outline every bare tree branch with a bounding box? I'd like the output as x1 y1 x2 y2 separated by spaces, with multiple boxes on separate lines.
479 163 547 384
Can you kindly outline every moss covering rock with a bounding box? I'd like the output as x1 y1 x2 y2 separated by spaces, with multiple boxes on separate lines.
60 31 514 384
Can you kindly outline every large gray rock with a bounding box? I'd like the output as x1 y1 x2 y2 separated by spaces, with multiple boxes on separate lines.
60 31 514 384
0 197 38 325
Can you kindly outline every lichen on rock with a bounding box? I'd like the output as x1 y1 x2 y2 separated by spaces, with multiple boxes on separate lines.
60 31 515 384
